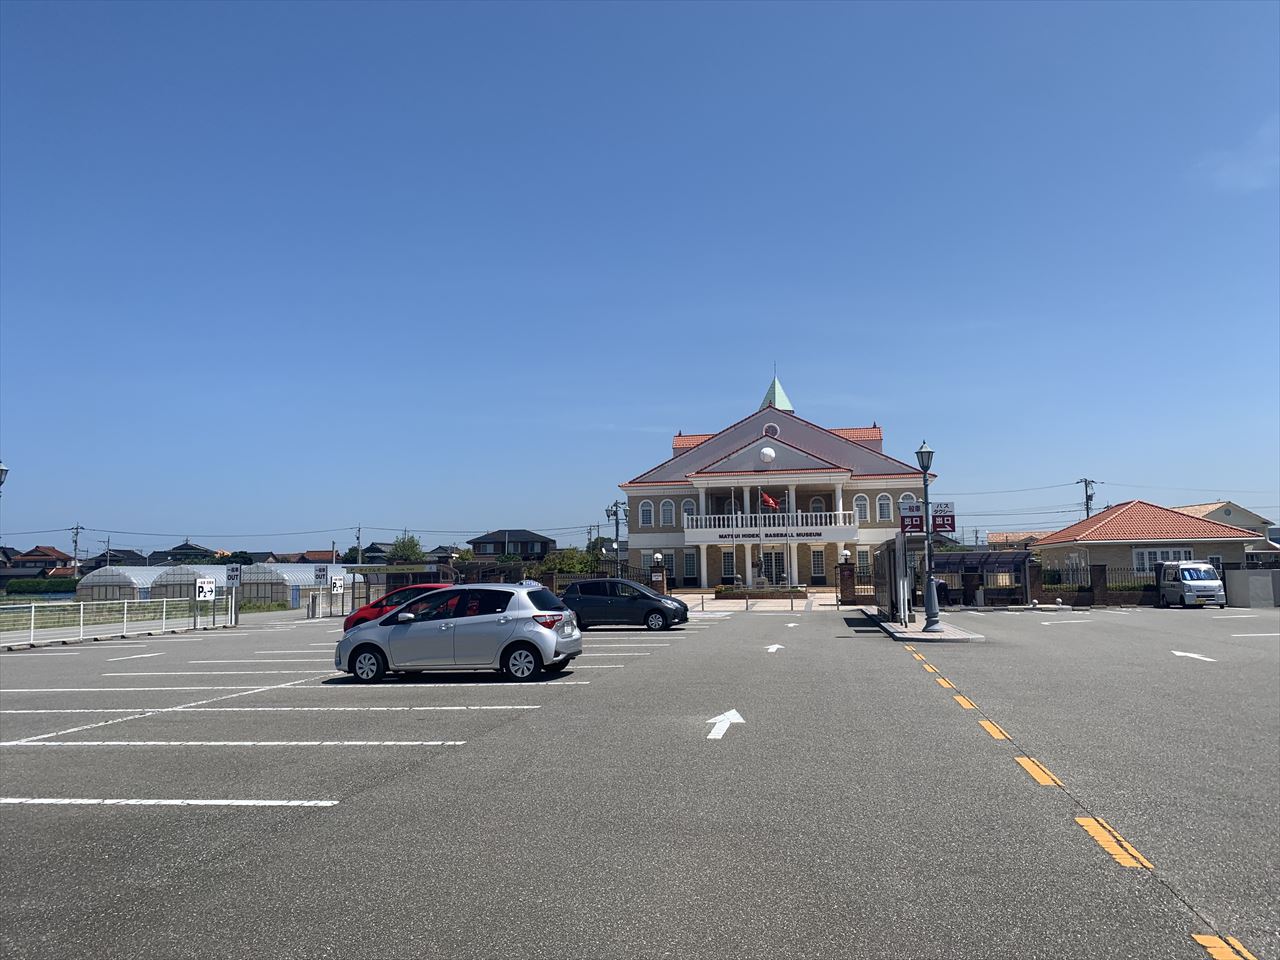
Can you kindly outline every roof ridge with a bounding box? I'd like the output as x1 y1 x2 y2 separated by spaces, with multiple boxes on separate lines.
689 432 845 475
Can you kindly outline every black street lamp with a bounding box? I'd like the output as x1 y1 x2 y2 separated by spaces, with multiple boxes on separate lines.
915 442 943 633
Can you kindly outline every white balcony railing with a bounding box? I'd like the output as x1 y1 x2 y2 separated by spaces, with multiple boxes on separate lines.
683 511 858 531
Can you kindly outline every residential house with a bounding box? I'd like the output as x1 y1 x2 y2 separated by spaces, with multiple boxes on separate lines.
245 551 280 564
360 542 394 564
620 377 928 588
426 545 462 564
987 531 1052 550
1174 502 1273 536
146 541 218 566
1034 501 1264 571
0 546 19 567
467 530 557 562
277 550 338 564
11 545 73 572
81 548 148 573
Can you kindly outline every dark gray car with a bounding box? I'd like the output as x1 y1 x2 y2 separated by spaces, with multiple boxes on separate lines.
561 578 689 631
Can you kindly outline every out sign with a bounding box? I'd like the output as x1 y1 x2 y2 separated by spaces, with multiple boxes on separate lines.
932 501 956 533
900 502 925 534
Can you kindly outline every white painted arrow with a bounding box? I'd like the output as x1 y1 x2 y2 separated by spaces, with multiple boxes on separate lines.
706 709 744 740
766 644 784 653
1172 651 1217 662
786 623 799 628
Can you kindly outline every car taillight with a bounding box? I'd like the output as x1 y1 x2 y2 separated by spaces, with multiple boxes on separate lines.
532 614 563 629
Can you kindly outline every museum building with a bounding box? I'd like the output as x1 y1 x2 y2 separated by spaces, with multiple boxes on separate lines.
620 379 929 588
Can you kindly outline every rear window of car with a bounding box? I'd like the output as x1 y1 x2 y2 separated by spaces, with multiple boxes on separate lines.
526 588 566 611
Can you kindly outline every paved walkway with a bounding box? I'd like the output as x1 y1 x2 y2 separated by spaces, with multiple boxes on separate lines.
874 613 984 642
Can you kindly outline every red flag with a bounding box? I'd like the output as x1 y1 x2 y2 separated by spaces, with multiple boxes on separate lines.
761 491 780 510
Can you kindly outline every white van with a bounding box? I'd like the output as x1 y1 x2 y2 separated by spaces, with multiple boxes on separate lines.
1156 561 1227 609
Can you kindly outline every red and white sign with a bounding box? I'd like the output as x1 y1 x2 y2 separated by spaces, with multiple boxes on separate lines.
932 502 956 533
900 502 925 533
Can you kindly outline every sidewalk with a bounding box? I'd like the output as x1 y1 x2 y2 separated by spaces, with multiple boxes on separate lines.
874 614 984 643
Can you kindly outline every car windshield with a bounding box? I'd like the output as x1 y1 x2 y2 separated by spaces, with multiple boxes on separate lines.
621 579 660 598
1180 567 1219 582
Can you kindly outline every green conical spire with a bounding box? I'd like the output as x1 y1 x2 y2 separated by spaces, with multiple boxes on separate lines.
759 376 794 412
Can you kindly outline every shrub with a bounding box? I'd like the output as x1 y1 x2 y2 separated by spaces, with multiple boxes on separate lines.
4 577 78 595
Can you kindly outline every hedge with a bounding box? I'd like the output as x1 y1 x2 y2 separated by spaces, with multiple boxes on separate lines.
3 577 79 595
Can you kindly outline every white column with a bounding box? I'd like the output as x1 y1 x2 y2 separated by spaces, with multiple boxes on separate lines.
789 541 800 586
742 485 752 517
787 484 797 518
835 485 844 519
743 542 752 584
698 487 706 515
699 544 708 589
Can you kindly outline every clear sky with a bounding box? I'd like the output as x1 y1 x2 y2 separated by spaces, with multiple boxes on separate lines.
1 1 1277 557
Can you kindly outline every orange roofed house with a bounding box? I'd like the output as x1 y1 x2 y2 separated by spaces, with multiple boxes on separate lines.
620 379 928 588
1033 500 1265 573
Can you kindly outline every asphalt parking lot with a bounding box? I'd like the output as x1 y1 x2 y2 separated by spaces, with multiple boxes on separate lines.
1 603 1276 960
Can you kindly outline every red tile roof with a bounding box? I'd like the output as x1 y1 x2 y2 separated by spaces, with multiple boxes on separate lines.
1035 501 1263 546
47 566 78 578
674 425 882 451
830 427 883 442
18 545 73 560
672 433 715 450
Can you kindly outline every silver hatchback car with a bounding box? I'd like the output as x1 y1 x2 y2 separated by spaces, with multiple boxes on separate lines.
335 583 582 683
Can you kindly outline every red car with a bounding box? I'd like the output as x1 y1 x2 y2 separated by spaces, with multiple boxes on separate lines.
343 583 452 632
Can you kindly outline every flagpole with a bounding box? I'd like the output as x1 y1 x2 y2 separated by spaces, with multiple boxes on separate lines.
758 485 765 587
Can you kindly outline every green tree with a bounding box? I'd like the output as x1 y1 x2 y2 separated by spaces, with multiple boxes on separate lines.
388 534 426 564
340 546 360 564
454 548 475 563
537 547 595 574
496 553 523 565
212 551 256 566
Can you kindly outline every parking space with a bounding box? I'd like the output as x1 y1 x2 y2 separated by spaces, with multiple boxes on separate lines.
3 602 1276 959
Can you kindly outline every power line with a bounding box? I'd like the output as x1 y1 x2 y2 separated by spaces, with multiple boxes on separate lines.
1102 481 1278 495
82 526 357 539
930 482 1080 496
0 527 75 537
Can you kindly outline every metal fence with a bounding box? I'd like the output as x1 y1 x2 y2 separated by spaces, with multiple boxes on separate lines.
1100 566 1156 590
0 596 232 647
1040 566 1092 587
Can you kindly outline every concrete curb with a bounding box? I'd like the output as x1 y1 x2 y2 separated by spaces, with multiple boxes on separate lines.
872 617 985 643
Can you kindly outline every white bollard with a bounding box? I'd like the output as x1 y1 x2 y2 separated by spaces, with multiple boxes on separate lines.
123 600 129 637
29 605 35 645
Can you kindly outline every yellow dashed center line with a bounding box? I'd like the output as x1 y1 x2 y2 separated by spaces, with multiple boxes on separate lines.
1015 756 1063 786
979 719 1010 741
953 695 976 710
902 645 916 652
935 677 955 689
912 653 926 661
1075 817 1154 869
923 664 938 673
1192 933 1260 959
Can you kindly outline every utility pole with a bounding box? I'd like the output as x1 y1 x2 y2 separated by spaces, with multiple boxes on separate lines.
1077 478 1097 518
331 539 337 564
71 523 83 573
356 526 362 564
98 537 111 568
605 501 628 577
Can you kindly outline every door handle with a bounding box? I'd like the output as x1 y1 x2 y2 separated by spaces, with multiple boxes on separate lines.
440 623 451 631
497 616 511 623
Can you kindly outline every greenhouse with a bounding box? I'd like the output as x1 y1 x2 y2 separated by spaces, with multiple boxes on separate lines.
75 566 169 601
239 564 363 609
148 565 231 599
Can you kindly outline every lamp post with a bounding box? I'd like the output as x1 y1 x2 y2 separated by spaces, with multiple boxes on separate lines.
605 501 628 577
916 442 943 633
0 461 7 542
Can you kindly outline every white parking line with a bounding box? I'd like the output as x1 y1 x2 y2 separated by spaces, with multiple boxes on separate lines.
1232 633 1280 638
966 611 986 617
271 681 592 688
0 797 339 807
567 664 623 669
2 706 541 714
104 671 334 676
1041 620 1094 625
255 651 328 654
1 687 265 693
0 652 81 657
106 654 164 662
579 653 651 657
584 644 670 647
327 629 341 634
190 660 332 664
1213 615 1257 619
1 740 466 748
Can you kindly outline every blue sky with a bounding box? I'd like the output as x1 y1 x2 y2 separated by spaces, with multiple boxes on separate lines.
1 1 1277 556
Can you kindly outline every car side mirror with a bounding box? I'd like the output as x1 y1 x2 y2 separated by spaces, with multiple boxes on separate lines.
396 611 415 623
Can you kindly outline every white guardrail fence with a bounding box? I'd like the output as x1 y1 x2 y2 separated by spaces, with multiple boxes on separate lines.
0 597 233 648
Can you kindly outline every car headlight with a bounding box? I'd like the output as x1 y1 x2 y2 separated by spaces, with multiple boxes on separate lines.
661 599 678 609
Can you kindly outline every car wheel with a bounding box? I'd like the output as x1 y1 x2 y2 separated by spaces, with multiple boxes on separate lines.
545 657 574 673
646 610 668 631
351 646 387 683
1220 603 1227 609
501 643 542 681
1179 596 1188 608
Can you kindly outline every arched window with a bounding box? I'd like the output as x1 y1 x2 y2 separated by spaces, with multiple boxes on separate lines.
660 500 675 527
854 494 870 523
899 492 917 505
876 494 893 522
639 500 654 527
808 496 826 514
681 499 696 526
